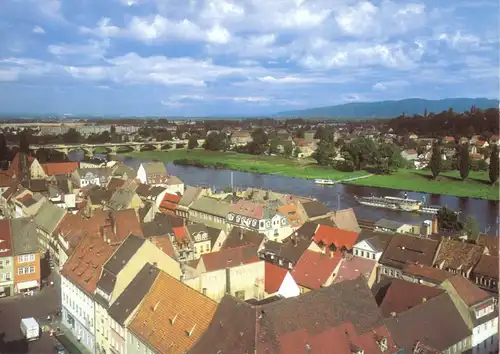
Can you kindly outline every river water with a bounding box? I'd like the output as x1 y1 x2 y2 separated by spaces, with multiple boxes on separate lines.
70 152 500 236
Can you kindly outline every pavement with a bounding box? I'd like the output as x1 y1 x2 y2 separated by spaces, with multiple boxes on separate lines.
0 258 64 354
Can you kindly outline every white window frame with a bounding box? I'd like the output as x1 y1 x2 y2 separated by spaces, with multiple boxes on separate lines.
18 254 35 263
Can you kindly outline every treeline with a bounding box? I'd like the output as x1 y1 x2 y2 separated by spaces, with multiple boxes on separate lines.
386 107 499 137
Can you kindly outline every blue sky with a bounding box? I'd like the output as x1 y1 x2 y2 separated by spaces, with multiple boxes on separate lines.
0 0 498 116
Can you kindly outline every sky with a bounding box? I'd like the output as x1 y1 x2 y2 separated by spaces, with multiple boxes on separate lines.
0 0 498 116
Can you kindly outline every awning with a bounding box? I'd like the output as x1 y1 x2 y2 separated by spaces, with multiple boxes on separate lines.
17 280 39 291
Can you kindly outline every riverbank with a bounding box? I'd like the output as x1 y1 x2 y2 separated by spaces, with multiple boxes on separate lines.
124 150 499 200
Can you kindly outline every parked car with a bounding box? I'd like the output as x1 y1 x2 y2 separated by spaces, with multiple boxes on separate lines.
54 343 67 354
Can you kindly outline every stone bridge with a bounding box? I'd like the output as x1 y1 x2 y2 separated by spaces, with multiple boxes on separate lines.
29 139 205 157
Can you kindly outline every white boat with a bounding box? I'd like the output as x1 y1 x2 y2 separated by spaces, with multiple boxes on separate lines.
315 179 336 185
419 205 442 214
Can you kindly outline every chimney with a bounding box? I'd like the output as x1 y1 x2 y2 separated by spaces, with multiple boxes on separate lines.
422 297 427 303
329 248 334 258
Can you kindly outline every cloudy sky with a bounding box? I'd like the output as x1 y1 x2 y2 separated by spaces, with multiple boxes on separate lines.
0 0 498 116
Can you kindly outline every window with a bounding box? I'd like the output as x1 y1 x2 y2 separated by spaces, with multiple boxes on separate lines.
5 273 10 280
18 254 35 263
0 260 3 267
5 260 9 266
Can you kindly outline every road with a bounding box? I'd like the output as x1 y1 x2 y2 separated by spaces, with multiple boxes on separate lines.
0 260 61 354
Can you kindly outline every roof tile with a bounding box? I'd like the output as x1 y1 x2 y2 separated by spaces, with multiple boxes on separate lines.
129 271 217 354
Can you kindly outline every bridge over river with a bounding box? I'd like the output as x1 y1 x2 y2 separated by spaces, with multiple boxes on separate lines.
29 139 205 157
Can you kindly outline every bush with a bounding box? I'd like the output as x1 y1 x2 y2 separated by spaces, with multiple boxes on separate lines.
335 160 355 172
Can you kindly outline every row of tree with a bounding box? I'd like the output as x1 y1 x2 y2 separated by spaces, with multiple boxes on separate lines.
387 107 499 137
429 142 499 184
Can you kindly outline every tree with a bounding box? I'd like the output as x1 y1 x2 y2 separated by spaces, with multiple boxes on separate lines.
430 142 441 179
0 134 8 161
312 141 336 166
283 144 293 158
204 132 223 151
110 125 116 135
19 131 30 154
314 127 335 142
437 207 461 231
268 138 280 155
188 135 198 150
62 128 82 143
293 147 301 158
463 216 480 239
489 144 499 184
458 143 470 180
248 128 268 155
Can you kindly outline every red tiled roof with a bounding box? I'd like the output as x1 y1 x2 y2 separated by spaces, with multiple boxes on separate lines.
7 153 34 177
231 200 264 219
150 236 177 260
333 257 377 284
379 279 444 317
447 275 490 306
313 225 359 249
406 149 417 155
200 245 260 272
0 219 13 257
443 136 455 142
172 226 188 243
60 233 117 295
279 322 399 354
265 262 288 294
106 178 127 192
41 161 78 176
160 193 181 212
163 193 181 203
291 250 342 290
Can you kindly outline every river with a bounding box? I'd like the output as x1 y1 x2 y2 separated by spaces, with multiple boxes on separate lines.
70 152 499 236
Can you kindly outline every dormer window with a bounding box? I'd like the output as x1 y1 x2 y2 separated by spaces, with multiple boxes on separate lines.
377 337 388 352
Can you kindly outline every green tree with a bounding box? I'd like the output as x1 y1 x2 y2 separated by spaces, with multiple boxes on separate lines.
268 138 280 155
293 147 301 158
19 131 30 154
62 128 82 143
312 141 336 166
463 216 480 239
430 142 441 179
0 134 8 161
314 127 335 142
204 132 223 151
458 143 470 180
296 128 305 139
110 125 116 135
283 144 293 158
343 137 379 171
188 135 199 150
489 144 499 184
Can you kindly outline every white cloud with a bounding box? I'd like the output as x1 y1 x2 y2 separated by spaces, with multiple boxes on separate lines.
206 24 231 44
48 39 109 58
0 69 20 82
297 41 424 69
438 31 480 50
372 80 409 91
231 96 269 102
118 0 146 6
63 52 265 87
33 26 45 34
334 1 426 37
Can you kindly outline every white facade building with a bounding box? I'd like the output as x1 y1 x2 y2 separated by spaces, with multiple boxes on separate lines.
471 303 498 354
61 275 96 353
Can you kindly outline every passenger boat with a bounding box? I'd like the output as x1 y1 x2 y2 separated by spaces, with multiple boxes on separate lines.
314 179 336 185
355 194 452 215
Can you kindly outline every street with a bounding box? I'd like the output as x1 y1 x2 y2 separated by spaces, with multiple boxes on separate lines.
0 259 61 354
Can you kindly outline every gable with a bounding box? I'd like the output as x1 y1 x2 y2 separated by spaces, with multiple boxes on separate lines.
354 240 376 253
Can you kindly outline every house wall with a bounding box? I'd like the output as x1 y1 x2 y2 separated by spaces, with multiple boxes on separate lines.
0 256 14 297
472 317 498 354
166 183 184 196
30 159 47 179
94 300 109 354
353 240 382 261
136 165 147 185
184 261 265 302
277 272 300 298
210 230 227 252
194 239 212 258
111 241 181 303
127 331 156 354
61 275 95 353
13 252 40 293
189 209 229 232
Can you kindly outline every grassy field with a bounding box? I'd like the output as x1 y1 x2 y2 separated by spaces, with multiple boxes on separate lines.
349 169 499 200
125 149 368 180
125 150 499 200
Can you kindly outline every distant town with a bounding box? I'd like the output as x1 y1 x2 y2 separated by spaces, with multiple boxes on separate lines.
0 106 497 354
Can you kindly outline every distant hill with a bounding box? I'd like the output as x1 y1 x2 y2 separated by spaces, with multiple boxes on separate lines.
274 98 500 118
